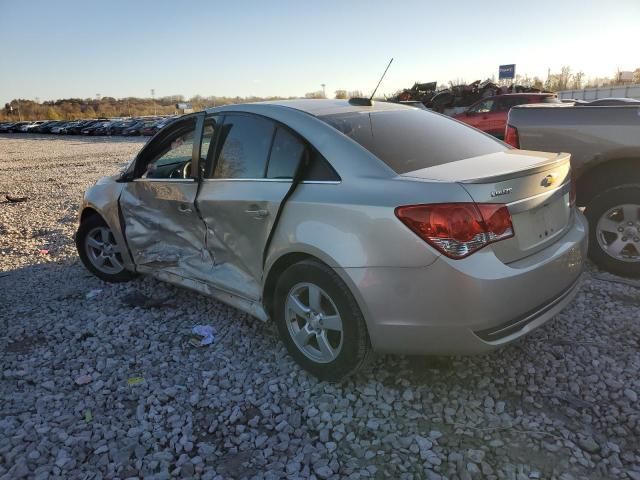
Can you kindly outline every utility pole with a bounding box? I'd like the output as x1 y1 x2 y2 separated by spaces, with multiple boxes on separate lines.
151 89 156 116
14 100 22 121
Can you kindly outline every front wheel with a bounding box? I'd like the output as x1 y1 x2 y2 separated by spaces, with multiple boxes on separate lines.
585 185 640 278
76 214 136 283
274 260 371 381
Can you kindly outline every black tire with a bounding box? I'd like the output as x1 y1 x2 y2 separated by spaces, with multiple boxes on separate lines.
585 185 640 278
274 260 371 381
76 214 136 283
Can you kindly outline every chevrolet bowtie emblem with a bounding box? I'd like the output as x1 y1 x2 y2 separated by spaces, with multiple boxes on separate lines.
541 174 557 188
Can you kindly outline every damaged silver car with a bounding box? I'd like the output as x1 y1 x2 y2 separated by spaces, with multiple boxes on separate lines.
77 99 587 380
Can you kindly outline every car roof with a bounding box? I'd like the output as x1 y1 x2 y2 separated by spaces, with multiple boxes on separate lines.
209 99 410 117
491 93 554 98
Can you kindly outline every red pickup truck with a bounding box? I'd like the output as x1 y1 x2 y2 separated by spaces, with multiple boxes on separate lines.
453 93 559 138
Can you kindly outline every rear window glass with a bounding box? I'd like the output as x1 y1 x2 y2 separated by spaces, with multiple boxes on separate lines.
319 108 506 174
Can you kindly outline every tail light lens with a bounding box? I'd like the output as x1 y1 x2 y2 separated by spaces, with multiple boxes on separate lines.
504 124 519 148
395 203 515 259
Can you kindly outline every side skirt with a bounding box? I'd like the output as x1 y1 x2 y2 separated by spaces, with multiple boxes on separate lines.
138 266 270 322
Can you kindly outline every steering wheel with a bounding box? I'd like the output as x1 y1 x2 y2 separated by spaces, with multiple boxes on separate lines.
182 161 191 179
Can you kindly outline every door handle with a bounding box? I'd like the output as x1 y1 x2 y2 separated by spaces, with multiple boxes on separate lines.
178 204 193 213
244 208 269 218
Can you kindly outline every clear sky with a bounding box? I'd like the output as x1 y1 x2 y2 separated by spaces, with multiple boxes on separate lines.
0 0 638 104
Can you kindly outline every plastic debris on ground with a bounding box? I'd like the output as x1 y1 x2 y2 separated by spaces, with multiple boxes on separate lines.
127 376 145 386
190 325 216 347
85 289 103 299
84 409 92 423
38 249 49 255
74 374 92 385
6 195 29 203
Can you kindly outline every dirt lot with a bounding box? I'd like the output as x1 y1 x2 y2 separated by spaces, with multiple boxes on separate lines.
1 134 639 480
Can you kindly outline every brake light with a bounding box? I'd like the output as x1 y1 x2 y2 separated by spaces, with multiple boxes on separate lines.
395 203 514 259
504 125 519 148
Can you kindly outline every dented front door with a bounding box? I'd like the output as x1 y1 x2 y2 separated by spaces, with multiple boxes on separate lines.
118 113 213 281
119 179 211 279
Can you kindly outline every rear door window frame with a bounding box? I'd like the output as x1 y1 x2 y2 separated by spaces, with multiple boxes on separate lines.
204 111 341 183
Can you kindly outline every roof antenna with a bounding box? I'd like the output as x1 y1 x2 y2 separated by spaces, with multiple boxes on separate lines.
370 57 394 102
349 57 394 107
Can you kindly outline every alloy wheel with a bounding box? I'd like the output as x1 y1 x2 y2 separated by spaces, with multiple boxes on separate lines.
285 282 344 363
84 226 125 274
596 203 640 263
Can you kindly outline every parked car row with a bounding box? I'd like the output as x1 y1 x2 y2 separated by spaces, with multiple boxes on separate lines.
0 116 178 136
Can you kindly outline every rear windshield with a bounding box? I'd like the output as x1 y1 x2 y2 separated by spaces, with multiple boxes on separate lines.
319 108 506 174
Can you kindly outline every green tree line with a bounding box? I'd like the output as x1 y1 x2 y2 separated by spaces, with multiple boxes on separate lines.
1 95 297 121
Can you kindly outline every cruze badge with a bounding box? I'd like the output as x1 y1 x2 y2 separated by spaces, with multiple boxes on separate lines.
491 187 513 197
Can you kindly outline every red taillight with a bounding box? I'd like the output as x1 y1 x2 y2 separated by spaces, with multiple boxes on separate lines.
504 124 519 148
395 203 515 259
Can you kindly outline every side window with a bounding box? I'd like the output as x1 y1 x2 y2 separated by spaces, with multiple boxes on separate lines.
493 98 508 112
143 121 196 179
212 114 274 179
469 99 494 113
305 150 340 181
266 127 305 179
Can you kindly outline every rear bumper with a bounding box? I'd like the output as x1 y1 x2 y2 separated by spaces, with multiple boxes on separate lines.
338 211 588 355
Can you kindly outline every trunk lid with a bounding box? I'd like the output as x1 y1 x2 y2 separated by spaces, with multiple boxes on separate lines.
402 149 573 263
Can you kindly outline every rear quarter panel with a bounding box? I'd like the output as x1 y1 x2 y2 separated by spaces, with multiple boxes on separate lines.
264 177 475 271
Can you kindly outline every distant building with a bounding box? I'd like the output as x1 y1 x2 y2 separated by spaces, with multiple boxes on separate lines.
175 102 194 114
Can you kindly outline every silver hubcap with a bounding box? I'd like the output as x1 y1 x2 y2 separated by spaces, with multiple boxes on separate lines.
285 283 343 364
84 226 125 274
596 203 640 263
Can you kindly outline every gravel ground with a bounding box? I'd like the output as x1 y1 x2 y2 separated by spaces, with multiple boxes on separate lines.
1 134 639 480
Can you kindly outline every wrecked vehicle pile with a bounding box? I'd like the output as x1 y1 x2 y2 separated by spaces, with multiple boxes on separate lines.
389 79 548 113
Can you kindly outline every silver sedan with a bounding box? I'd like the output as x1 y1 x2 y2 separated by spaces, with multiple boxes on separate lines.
76 99 587 380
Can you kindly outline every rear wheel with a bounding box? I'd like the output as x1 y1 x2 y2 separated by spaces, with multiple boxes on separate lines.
274 260 371 381
76 214 136 283
585 185 640 278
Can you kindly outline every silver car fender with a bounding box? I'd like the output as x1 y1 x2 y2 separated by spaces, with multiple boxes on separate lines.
79 177 135 270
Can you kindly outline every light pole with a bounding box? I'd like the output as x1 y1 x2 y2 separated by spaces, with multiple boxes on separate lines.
13 100 22 121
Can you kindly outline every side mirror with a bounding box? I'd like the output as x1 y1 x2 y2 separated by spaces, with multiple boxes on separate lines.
117 158 137 182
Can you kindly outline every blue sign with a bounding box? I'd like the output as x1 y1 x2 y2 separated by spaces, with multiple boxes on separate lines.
499 64 515 80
